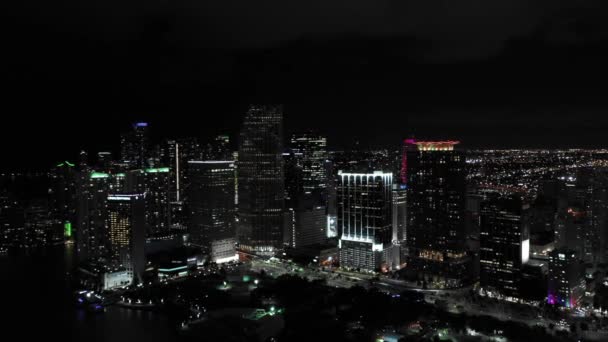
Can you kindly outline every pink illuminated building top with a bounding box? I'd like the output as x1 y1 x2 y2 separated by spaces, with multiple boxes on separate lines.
400 139 460 184
414 140 460 151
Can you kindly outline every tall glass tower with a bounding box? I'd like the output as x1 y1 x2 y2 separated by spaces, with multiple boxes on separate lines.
188 161 237 263
237 105 285 256
121 122 150 169
405 140 469 287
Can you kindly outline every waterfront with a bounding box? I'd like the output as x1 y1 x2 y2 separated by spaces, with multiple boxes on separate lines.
1 245 177 342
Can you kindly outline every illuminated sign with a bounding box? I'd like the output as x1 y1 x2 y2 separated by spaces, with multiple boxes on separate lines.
64 221 72 238
90 172 109 179
145 167 170 173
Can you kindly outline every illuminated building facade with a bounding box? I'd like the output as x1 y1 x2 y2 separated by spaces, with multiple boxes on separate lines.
237 105 285 255
161 137 202 203
204 135 232 161
125 168 172 236
160 139 179 202
405 140 470 287
284 148 327 249
400 138 416 184
144 168 171 235
290 132 328 203
76 172 114 263
107 194 146 283
338 171 393 271
479 194 530 299
120 122 150 169
392 184 407 243
49 161 78 239
548 248 585 308
187 161 237 263
284 206 327 249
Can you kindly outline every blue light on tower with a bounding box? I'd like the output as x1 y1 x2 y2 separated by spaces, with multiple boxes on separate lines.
135 122 148 127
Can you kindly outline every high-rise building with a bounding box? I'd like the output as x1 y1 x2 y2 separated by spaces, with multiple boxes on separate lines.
548 248 585 308
479 194 530 299
97 152 112 170
76 172 111 263
160 139 179 202
400 138 416 185
237 105 285 256
404 140 469 287
204 135 232 161
560 169 608 265
338 171 393 272
107 194 146 283
326 159 338 239
49 161 78 238
122 168 172 237
284 207 327 249
75 170 129 263
283 149 327 249
159 138 203 231
187 161 237 263
120 122 150 169
392 184 407 243
140 168 172 236
290 132 328 203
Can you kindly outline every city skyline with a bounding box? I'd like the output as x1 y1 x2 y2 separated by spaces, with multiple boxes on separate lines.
5 109 608 341
8 109 608 171
4 1 608 341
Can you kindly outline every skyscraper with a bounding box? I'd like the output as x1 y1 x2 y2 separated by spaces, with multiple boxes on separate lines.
49 161 78 237
140 168 172 236
187 161 237 263
160 139 180 202
548 248 585 308
76 171 112 263
479 194 530 299
97 152 112 170
107 194 146 283
122 168 172 237
290 132 328 203
405 140 469 287
392 184 407 243
237 105 285 256
283 148 327 249
120 122 150 169
204 135 232 161
160 138 203 229
338 171 393 272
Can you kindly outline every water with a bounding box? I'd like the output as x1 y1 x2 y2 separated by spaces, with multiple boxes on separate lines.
1 245 178 342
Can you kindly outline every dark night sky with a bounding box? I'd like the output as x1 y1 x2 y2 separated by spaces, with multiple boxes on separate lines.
2 0 608 169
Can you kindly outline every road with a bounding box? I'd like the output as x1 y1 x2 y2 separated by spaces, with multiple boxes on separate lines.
246 258 595 336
